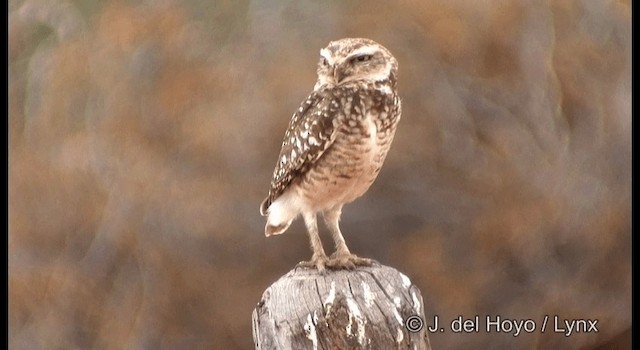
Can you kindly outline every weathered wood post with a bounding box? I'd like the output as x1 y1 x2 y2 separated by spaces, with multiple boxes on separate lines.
252 264 431 349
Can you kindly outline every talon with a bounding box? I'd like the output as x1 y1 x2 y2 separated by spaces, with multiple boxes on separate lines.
297 254 329 272
326 253 376 270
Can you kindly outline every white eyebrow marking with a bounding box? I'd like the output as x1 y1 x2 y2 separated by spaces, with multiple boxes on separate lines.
320 48 334 65
347 46 378 59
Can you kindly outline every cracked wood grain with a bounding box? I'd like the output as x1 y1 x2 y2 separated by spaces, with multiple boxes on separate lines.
252 264 431 350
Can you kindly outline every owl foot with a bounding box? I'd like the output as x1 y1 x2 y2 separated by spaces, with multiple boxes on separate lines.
296 254 330 272
327 253 377 270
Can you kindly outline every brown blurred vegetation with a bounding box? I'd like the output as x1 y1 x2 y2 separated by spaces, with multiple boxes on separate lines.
9 0 630 349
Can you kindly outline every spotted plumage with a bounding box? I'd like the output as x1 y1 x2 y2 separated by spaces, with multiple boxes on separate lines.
260 38 401 271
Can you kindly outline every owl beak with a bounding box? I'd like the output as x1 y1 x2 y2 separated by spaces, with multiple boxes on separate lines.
333 67 346 84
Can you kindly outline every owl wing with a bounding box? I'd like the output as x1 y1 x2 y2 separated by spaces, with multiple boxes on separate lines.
260 90 340 215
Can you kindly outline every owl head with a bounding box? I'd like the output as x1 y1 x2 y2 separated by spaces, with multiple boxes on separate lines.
314 38 398 90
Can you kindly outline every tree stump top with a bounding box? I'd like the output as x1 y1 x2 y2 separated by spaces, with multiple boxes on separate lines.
252 264 431 350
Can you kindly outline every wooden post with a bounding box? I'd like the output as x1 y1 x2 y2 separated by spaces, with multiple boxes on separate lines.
252 264 431 349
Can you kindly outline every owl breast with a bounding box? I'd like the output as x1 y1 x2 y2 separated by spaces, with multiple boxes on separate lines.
293 86 400 211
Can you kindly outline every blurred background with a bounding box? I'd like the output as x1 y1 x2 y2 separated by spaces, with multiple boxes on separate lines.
9 0 630 349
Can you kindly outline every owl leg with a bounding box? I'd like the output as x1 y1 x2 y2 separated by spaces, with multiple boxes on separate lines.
296 211 329 271
322 205 350 256
323 205 375 269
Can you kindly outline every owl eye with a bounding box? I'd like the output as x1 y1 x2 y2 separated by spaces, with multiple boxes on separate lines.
352 54 373 63
321 57 329 66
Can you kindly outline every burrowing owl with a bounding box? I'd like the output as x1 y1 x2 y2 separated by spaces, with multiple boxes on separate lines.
260 38 401 271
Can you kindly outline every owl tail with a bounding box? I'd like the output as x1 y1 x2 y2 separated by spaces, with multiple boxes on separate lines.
265 220 292 237
259 197 271 216
261 195 296 237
